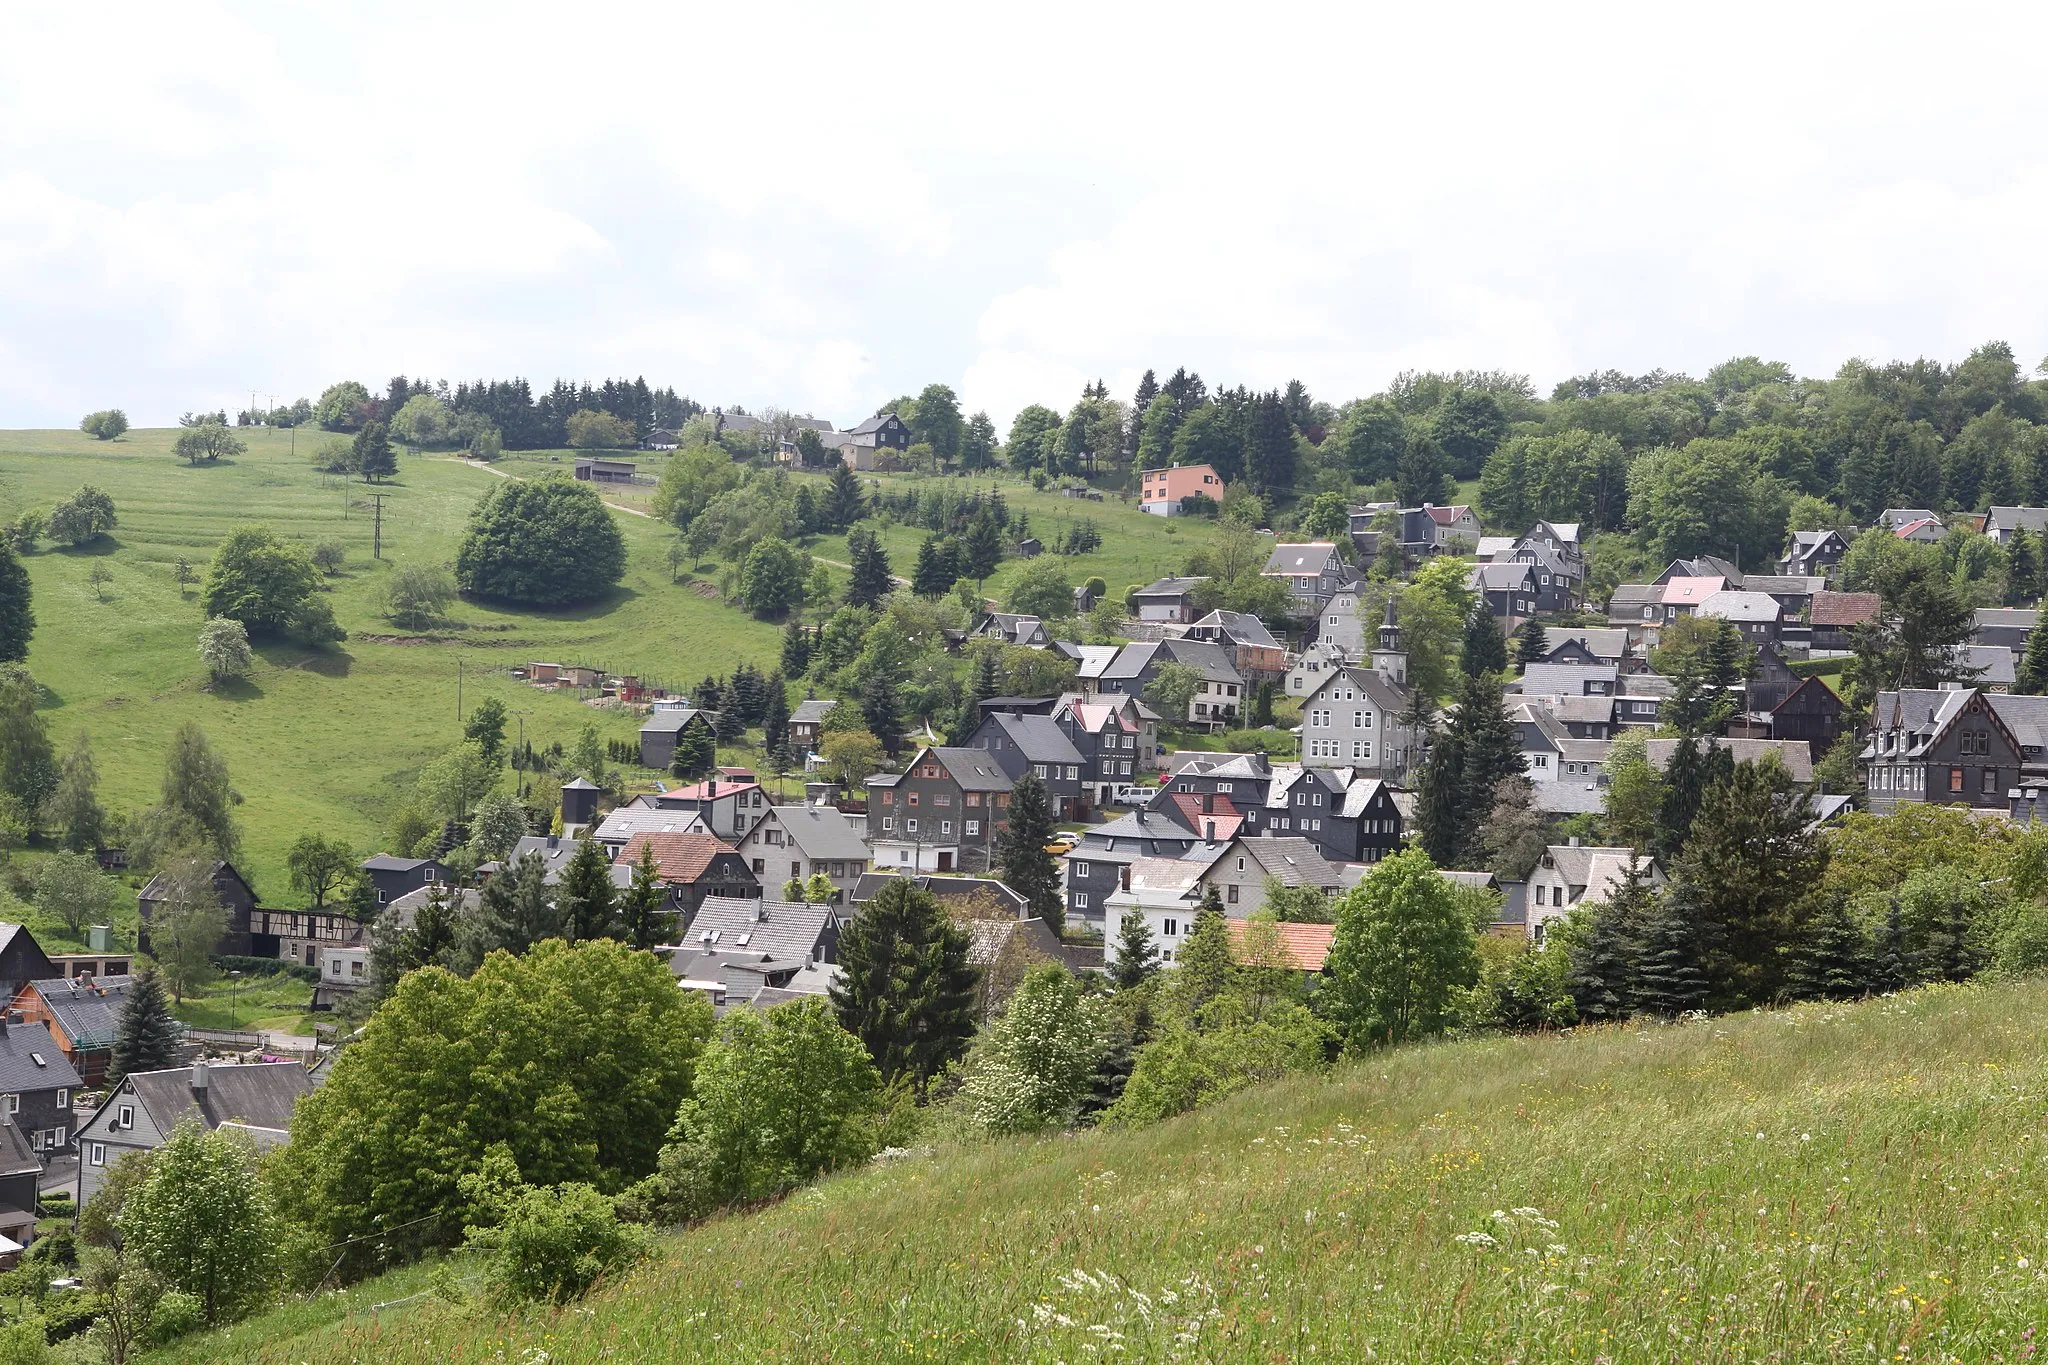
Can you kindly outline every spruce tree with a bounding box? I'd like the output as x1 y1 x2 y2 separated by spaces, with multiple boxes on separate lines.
619 843 670 950
845 527 893 609
727 662 765 725
761 672 790 756
1632 882 1709 1018
1669 757 1820 1007
1512 618 1548 670
1569 859 1653 1021
2012 526 2042 606
1461 608 1508 678
1871 899 1908 994
780 622 813 678
829 877 978 1084
961 511 1003 582
911 536 955 597
110 966 184 1082
2018 616 2048 695
1453 671 1524 865
1110 909 1161 989
997 773 1063 932
557 837 620 943
474 851 561 955
1169 898 1238 1024
353 420 396 481
824 462 866 530
860 670 903 753
953 649 1001 743
1790 897 1873 1002
1245 391 1296 494
1413 729 1467 867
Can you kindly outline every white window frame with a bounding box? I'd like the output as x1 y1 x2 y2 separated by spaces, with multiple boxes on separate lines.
89 1142 106 1166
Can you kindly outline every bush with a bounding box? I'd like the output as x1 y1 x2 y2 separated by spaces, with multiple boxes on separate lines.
46 487 116 546
454 477 626 608
463 1158 647 1308
214 955 320 985
145 1291 204 1347
310 541 346 575
1992 900 2048 977
79 410 128 441
202 527 340 642
383 563 457 630
1103 1006 1329 1129
0 1313 45 1363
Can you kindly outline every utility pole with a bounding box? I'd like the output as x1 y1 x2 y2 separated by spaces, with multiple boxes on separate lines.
369 493 387 559
457 657 463 721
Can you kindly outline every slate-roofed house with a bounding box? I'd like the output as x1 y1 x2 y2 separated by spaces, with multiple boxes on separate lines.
1695 589 1782 646
641 771 769 841
139 860 258 957
972 612 1051 649
678 894 838 969
1606 583 1664 646
848 872 1030 920
1984 507 2048 545
637 704 712 771
1101 858 1214 967
1260 543 1359 616
1738 575 1825 618
1780 529 1850 578
1186 610 1287 681
500 836 636 889
76 1060 313 1208
1524 842 1665 942
592 805 710 852
1772 675 1846 762
1199 836 1342 916
1297 664 1415 779
1065 808 1204 930
1258 766 1359 867
1313 587 1367 659
1468 561 1541 625
8 976 133 1087
1643 736 1815 785
0 927 55 1008
964 711 1088 818
358 854 448 909
1495 536 1584 613
1096 639 1246 728
866 745 1012 874
840 412 911 470
1535 628 1630 669
1863 688 2026 813
734 804 871 905
0 1122 40 1256
0 1017 83 1156
1956 644 2017 690
1399 504 1483 553
1517 662 1620 698
1055 696 1154 804
1811 591 1881 650
1129 577 1208 624
1975 608 2040 657
1881 508 1941 531
616 832 759 924
787 698 838 753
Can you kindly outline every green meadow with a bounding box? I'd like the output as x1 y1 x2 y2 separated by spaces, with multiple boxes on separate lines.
162 977 2048 1363
0 427 784 900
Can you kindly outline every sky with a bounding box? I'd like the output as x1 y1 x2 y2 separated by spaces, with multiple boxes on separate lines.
3 1 2048 432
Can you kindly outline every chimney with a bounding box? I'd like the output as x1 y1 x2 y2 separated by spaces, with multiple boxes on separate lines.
1205 820 1216 841
753 901 766 922
1120 865 1131 892
191 1058 210 1094
1568 835 1581 848
708 778 719 799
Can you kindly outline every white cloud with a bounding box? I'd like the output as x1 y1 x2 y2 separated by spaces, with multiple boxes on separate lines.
2 1 2047 428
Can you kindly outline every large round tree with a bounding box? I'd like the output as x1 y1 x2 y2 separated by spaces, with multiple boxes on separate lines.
454 476 627 608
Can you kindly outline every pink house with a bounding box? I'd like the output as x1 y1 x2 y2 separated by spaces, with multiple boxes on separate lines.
1140 464 1225 516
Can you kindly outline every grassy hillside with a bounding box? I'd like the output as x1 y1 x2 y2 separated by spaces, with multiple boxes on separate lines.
0 427 785 902
178 978 2048 1362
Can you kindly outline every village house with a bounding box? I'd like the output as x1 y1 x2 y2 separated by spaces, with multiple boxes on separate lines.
0 1125 39 1259
1258 766 1361 867
849 873 1030 921
1138 463 1226 516
1810 591 1880 652
733 802 872 904
1974 608 2039 658
787 698 838 754
971 612 1052 649
1054 694 1158 803
1862 688 2048 815
1340 777 1406 864
1225 918 1336 978
1095 639 1246 728
1065 807 1209 930
637 702 712 770
1197 836 1342 916
1260 542 1361 616
616 831 761 925
1522 841 1665 942
0 1016 83 1157
963 711 1088 818
1101 859 1210 966
139 860 259 957
638 770 770 841
1185 610 1288 683
1128 576 1209 624
865 746 1013 873
1468 561 1541 626
1286 640 1350 698
1780 529 1849 578
1984 507 2048 545
1642 736 1816 785
837 412 911 470
10 975 132 1087
1533 628 1631 669
676 894 839 970
1314 587 1367 659
1695 589 1783 647
1399 504 1484 554
1770 675 1846 762
76 1060 312 1209
591 805 711 854
1298 644 1417 780
0 927 56 1006
358 854 447 909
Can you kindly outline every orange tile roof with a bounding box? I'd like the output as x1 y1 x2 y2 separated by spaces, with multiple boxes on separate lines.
1226 918 1335 971
619 831 741 883
1164 793 1244 842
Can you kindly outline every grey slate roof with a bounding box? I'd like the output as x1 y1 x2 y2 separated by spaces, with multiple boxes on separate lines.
1159 638 1243 684
933 747 1015 792
761 805 870 862
1230 836 1340 889
982 712 1085 766
1540 628 1628 661
1696 590 1781 623
1518 663 1620 697
0 1121 37 1179
1100 641 1161 682
1133 576 1207 599
1190 610 1281 650
0 1020 81 1092
638 707 703 736
790 699 838 726
124 1060 312 1135
1469 562 1539 591
506 837 635 888
593 806 711 844
1642 737 1814 784
1956 645 2017 687
849 873 1029 917
360 854 437 873
30 975 132 1051
1262 543 1343 576
687 895 835 962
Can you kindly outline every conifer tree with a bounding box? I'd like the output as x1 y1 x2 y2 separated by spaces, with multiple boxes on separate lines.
109 965 184 1082
911 536 956 598
353 420 396 481
1671 756 1820 1006
997 773 1063 931
1168 897 1237 1024
1871 899 1908 993
475 851 561 956
557 837 620 943
2010 526 2041 607
1569 858 1653 1022
1245 391 1296 494
845 527 893 609
1413 728 1467 867
1110 909 1161 989
860 670 903 753
2018 615 2048 695
1461 608 1508 678
1512 618 1548 670
953 649 1001 743
781 623 813 678
1632 882 1709 1017
1790 897 1873 1001
620 843 670 950
727 662 766 725
1449 671 1524 865
760 671 790 756
824 462 866 530
829 877 978 1084
961 511 1003 582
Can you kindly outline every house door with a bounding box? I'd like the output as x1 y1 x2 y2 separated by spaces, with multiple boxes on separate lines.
937 851 954 872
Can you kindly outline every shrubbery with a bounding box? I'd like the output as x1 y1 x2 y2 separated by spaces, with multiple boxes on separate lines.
454 477 626 608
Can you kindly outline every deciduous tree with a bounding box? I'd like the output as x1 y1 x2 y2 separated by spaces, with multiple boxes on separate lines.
1322 848 1478 1049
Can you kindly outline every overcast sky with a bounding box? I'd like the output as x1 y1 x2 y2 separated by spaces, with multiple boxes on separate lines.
4 2 2047 431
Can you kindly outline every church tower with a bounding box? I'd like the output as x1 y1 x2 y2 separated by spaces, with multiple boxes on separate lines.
1371 596 1407 688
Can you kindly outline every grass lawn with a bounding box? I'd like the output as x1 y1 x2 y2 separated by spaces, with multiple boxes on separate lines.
0 428 787 899
167 972 314 1033
182 976 2048 1363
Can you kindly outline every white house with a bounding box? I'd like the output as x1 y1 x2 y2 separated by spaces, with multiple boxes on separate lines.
1523 840 1664 942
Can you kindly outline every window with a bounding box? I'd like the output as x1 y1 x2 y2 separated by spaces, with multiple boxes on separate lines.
56 1089 67 1110
790 861 802 878
117 1105 133 1130
1235 856 1246 871
941 820 953 835
1034 764 1047 779
906 818 919 834
966 792 981 806
1074 893 1089 909
1353 740 1371 760
45 1126 63 1147
1534 885 1546 906
1353 711 1364 728
1982 767 1998 795
90 1143 105 1166
1227 884 1239 904
881 816 895 831
908 792 920 806
1951 768 1965 793
1074 862 1089 879
751 857 765 873
1531 754 1549 769
966 819 981 836
1163 918 1179 936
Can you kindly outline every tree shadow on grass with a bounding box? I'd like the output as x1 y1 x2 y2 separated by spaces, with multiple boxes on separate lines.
463 584 642 623
203 676 266 703
51 538 120 558
252 641 355 678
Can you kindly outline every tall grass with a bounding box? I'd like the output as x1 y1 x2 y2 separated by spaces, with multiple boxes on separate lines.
179 978 2048 1362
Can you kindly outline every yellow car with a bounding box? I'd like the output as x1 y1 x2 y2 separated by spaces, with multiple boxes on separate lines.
1044 831 1081 854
